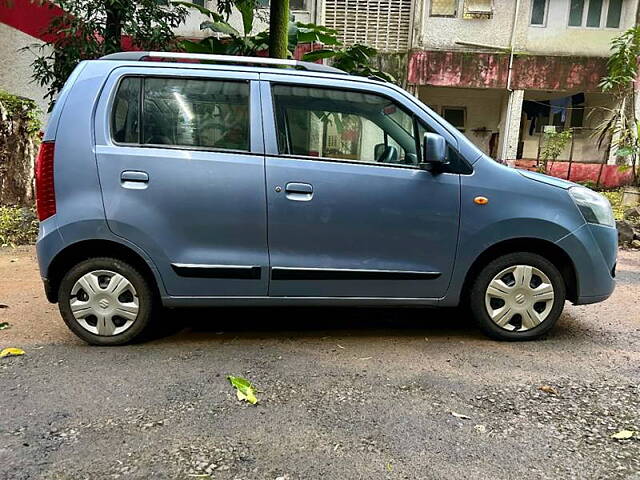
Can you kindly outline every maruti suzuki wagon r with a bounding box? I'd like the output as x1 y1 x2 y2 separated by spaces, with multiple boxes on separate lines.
35 52 617 345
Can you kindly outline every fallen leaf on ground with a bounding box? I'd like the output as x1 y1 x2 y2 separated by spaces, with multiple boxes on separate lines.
0 347 25 358
611 430 635 440
336 344 345 349
451 411 471 420
0 304 8 309
227 375 258 405
0 322 9 330
539 385 558 395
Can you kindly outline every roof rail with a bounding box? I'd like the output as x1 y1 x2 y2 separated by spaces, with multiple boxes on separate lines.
100 51 347 75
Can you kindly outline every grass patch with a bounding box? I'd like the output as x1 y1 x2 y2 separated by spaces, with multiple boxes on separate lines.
0 206 38 246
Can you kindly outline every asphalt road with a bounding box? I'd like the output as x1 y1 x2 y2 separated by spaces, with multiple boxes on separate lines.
1 246 639 480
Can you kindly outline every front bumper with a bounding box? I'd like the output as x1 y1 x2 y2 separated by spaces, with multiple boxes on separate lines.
556 222 617 305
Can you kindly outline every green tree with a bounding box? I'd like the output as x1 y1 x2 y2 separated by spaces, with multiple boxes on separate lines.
25 0 188 110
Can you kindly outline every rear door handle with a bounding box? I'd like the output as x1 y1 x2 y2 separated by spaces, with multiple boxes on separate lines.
285 182 313 201
121 170 149 189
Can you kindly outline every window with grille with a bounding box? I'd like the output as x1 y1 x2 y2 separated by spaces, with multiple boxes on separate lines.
323 0 413 52
430 0 457 16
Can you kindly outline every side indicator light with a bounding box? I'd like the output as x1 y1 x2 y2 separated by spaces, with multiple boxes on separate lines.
474 196 489 205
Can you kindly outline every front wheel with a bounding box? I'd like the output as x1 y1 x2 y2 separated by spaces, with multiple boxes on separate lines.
469 252 566 341
58 257 156 345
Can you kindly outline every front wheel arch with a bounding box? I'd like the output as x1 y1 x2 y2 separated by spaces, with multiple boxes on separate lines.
460 238 578 305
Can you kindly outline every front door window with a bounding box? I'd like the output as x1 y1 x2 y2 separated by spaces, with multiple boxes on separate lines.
272 85 420 167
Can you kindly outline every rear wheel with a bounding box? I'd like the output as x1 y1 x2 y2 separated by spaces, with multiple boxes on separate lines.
470 252 566 341
58 257 156 345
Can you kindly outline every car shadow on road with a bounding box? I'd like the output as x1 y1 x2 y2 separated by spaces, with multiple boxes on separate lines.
148 306 485 344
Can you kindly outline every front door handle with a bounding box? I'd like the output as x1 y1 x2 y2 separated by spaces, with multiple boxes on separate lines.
121 170 149 189
285 182 313 201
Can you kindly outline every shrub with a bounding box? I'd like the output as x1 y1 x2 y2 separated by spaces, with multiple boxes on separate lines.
0 206 38 246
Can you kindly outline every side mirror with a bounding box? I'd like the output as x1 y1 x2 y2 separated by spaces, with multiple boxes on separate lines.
374 143 386 162
420 133 448 170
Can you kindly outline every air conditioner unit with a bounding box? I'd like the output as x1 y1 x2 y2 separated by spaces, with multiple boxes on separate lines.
463 0 493 19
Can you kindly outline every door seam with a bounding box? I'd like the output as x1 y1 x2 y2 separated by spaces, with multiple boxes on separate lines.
258 76 273 295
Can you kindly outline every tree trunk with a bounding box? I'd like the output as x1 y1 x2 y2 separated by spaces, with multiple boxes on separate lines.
104 0 123 55
269 0 290 59
0 102 38 206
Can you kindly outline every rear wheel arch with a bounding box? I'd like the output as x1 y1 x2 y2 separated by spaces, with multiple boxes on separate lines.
45 239 162 303
460 238 578 304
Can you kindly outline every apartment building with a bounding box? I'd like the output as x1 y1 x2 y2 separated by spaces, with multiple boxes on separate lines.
319 0 638 171
1 0 637 174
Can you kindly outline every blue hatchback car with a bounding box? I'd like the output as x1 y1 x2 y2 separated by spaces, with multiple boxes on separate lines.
35 52 617 345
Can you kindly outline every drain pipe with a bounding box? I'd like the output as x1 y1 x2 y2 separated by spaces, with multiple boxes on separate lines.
501 0 522 164
506 0 521 93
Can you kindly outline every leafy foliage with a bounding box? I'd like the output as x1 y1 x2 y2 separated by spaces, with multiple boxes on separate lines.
24 0 188 110
304 44 395 82
0 206 38 247
177 2 394 81
599 27 640 94
539 129 572 173
0 91 42 135
596 26 640 185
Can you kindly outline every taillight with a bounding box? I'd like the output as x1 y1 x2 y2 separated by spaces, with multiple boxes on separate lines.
35 141 56 221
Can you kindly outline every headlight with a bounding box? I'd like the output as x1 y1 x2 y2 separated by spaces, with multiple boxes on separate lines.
568 186 615 227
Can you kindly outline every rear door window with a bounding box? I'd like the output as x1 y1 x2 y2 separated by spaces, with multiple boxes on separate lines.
112 77 140 144
111 76 250 152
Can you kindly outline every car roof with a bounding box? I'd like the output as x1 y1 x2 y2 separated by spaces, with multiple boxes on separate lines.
98 51 388 84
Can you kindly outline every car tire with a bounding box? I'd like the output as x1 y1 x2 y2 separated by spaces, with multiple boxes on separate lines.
470 252 566 341
58 257 156 346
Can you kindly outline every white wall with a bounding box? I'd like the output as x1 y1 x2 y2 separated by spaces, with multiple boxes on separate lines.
521 0 638 57
0 23 50 115
417 86 507 156
413 0 520 50
413 0 638 55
